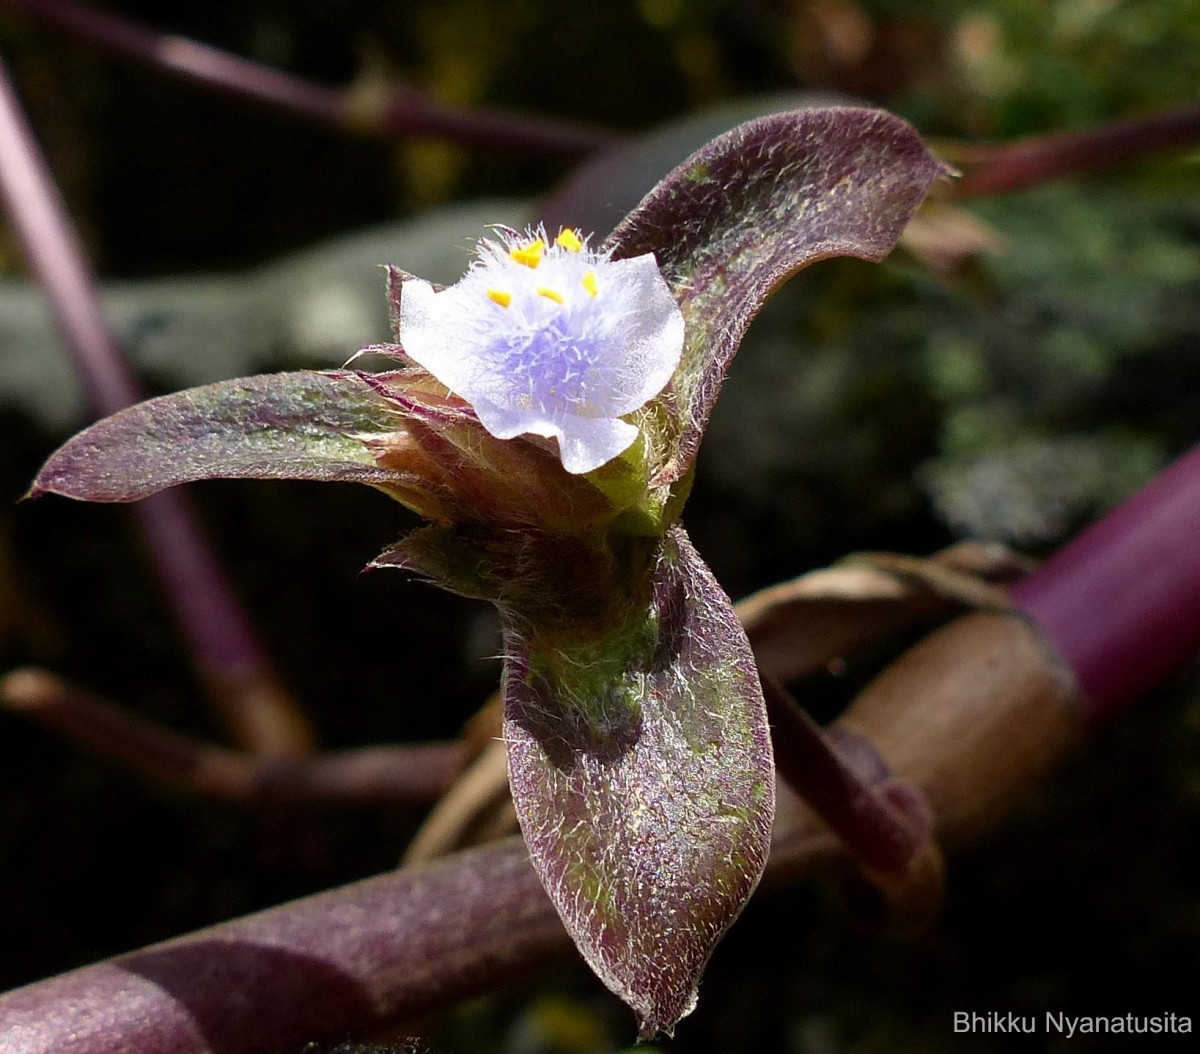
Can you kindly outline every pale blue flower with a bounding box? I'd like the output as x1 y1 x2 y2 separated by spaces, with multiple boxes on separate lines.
397 227 685 474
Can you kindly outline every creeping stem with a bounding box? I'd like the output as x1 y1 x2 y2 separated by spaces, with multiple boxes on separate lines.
5 0 619 157
948 102 1200 197
0 55 313 754
0 669 461 804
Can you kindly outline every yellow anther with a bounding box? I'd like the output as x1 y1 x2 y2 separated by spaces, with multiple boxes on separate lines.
537 286 565 304
486 289 513 308
556 228 583 252
509 238 545 268
581 270 599 297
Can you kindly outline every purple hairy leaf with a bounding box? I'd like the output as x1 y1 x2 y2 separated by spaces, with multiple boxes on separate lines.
503 526 774 1037
30 370 410 502
605 106 949 481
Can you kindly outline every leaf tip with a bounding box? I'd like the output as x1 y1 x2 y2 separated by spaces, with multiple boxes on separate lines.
633 985 698 1041
937 158 962 182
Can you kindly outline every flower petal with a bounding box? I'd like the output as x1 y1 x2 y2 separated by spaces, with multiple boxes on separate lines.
582 254 686 416
557 415 640 475
394 280 488 396
396 229 684 474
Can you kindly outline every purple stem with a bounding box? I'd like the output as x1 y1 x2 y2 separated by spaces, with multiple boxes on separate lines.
951 102 1200 198
0 826 836 1054
0 54 311 753
0 838 567 1054
0 668 460 804
0 56 138 415
761 674 927 878
7 0 619 157
1011 442 1200 725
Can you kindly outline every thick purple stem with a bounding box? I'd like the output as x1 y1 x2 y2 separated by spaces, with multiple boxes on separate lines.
0 828 836 1054
8 0 618 157
0 838 567 1054
1011 442 1200 724
0 54 311 753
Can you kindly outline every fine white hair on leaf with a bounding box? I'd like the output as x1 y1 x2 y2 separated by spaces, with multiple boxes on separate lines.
396 226 685 474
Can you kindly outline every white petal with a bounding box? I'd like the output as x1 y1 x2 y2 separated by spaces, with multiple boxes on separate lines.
555 415 640 475
576 254 685 416
470 396 557 441
396 280 485 394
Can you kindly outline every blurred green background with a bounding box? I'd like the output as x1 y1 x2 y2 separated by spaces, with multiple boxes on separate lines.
2 2 1199 1051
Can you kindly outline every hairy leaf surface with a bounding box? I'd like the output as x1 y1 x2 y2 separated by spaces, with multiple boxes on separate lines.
31 371 409 501
503 526 774 1036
